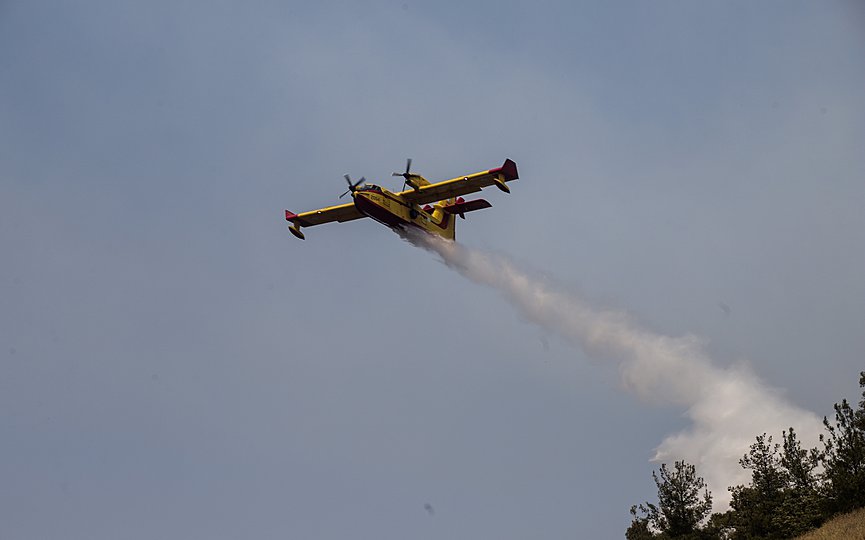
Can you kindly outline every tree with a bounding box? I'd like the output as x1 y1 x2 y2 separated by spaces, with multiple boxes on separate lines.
728 430 823 539
775 428 823 536
702 511 736 540
741 433 787 497
626 510 656 540
820 371 865 514
629 461 713 539
780 427 819 492
727 434 784 539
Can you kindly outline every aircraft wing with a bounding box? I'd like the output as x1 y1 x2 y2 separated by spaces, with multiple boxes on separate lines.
397 158 519 205
285 202 365 227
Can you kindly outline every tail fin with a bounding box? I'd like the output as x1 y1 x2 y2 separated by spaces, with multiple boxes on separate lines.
431 197 492 241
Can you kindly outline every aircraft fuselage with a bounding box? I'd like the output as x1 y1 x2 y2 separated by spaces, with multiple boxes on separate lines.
351 186 453 239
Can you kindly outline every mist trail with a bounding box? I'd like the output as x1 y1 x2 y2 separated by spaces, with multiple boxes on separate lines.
402 229 823 507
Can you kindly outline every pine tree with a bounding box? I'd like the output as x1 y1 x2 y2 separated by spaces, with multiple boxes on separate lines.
728 434 785 539
774 427 823 536
820 371 865 514
728 430 824 539
626 509 656 540
629 461 713 539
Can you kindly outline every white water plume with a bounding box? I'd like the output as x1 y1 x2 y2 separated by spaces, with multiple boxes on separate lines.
402 229 823 507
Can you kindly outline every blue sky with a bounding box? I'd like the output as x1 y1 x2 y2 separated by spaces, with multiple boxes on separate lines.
2 1 863 538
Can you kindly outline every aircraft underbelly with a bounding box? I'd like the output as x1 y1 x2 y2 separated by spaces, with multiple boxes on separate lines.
354 195 409 228
353 192 452 239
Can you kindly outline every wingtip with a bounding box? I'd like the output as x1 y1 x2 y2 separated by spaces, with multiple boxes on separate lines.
501 158 519 181
489 158 519 181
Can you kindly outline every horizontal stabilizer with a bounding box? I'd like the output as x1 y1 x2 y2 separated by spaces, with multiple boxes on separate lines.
443 198 492 215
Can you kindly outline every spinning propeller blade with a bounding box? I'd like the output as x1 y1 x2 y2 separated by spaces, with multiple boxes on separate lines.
339 174 365 198
393 158 415 190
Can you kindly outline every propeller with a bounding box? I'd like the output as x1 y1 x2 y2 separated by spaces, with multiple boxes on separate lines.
340 174 365 198
392 158 418 191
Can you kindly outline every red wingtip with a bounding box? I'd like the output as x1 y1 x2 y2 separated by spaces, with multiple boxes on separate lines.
488 158 519 181
500 158 518 181
285 210 298 222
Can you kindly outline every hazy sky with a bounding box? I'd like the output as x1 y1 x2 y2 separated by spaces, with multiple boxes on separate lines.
2 1 863 538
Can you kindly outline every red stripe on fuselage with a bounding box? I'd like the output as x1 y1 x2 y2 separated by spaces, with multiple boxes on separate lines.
353 193 450 231
353 194 407 227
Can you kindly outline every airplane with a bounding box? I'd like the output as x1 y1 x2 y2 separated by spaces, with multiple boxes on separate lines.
284 158 519 241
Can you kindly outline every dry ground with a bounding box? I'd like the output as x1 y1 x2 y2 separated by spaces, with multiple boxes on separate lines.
796 507 865 540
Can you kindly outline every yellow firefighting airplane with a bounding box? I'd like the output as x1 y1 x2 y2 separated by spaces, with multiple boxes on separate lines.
284 158 519 240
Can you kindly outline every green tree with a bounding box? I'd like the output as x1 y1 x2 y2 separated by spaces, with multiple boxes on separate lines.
728 430 823 539
741 433 787 497
728 433 786 538
820 371 865 515
626 510 656 540
780 427 819 492
702 510 736 540
774 427 823 536
629 461 713 539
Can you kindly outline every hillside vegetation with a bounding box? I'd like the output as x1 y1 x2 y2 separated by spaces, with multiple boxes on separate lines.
795 507 865 540
627 371 865 539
